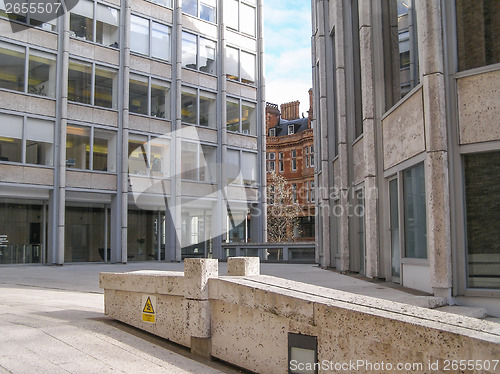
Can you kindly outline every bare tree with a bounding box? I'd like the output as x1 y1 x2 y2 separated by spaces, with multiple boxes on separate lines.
267 171 302 242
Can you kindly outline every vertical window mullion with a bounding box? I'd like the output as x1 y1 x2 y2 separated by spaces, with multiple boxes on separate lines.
90 126 94 170
21 116 27 163
149 20 153 58
148 76 152 116
93 1 97 43
91 63 96 105
24 47 29 93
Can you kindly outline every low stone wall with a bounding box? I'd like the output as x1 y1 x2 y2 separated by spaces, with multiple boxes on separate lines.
100 258 500 374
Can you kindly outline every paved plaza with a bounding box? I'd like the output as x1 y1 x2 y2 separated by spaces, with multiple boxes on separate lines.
0 262 497 373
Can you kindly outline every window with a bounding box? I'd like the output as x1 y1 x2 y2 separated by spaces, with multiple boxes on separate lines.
148 0 172 7
269 160 275 171
464 151 500 289
68 60 118 108
291 150 297 171
183 0 216 23
351 0 363 137
0 42 56 98
389 178 400 278
66 124 117 172
269 128 275 137
279 152 283 160
0 113 54 166
383 0 419 107
292 183 297 203
310 181 315 202
225 47 256 85
130 15 172 61
70 0 119 48
181 142 214 181
226 149 257 186
128 133 170 177
288 125 294 135
403 162 426 258
226 97 257 135
279 160 284 173
0 0 57 31
181 87 216 128
182 32 216 74
129 74 171 119
456 0 500 71
225 0 256 37
269 152 275 160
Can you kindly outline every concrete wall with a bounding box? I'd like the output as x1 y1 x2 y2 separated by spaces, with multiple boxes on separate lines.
101 259 500 374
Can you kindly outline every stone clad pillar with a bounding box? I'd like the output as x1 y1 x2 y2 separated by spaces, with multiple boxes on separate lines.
184 258 218 358
415 1 452 298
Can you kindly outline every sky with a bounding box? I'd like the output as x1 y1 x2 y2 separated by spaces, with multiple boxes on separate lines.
263 0 313 117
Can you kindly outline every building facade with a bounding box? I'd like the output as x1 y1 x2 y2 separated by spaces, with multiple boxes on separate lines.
0 0 266 264
266 96 315 240
312 0 500 315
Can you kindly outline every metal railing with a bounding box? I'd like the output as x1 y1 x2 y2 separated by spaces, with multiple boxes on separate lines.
0 244 43 264
221 242 316 263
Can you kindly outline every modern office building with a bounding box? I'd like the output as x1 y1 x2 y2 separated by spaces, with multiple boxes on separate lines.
0 0 266 264
266 95 315 241
312 0 500 315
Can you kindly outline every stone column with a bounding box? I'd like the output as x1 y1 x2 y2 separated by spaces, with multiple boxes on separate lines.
415 1 452 299
184 258 218 358
227 257 260 276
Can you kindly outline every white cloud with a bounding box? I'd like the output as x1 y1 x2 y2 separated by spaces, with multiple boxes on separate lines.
263 1 312 116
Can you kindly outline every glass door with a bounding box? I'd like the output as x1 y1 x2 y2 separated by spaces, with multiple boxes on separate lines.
389 178 401 281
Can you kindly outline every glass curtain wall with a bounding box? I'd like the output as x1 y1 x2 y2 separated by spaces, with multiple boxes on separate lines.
0 200 46 264
464 151 500 289
128 209 166 261
64 205 110 262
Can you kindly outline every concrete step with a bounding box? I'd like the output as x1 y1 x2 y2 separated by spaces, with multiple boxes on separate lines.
435 305 488 319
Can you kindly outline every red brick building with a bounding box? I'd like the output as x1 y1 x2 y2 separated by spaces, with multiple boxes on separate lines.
266 90 315 240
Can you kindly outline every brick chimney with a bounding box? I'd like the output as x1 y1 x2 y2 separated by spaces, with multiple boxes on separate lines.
266 102 280 133
280 101 300 120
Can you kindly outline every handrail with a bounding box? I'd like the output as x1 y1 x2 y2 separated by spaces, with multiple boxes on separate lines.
221 242 316 263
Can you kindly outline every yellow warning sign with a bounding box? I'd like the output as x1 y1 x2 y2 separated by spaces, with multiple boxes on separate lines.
143 297 154 314
141 295 156 324
142 313 155 323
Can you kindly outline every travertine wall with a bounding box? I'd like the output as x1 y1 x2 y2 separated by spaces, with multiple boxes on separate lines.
101 259 500 374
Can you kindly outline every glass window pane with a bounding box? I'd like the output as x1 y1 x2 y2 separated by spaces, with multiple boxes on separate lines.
182 32 197 69
226 46 239 81
93 129 116 172
200 0 216 22
457 0 500 71
151 79 170 119
94 66 117 108
96 4 119 47
181 141 198 180
242 152 257 186
130 15 150 55
199 90 216 127
403 162 426 258
127 209 157 261
0 113 22 163
152 22 171 61
26 118 54 166
65 206 106 262
28 49 56 97
464 151 500 289
225 0 238 30
181 87 197 124
240 3 255 36
68 61 92 104
200 145 216 182
226 98 240 132
199 37 216 74
66 125 90 169
128 134 148 175
150 137 170 177
389 179 400 277
70 0 94 41
182 0 197 17
29 4 57 31
242 101 256 135
129 75 149 115
0 42 25 92
241 51 255 84
150 0 172 7
226 149 240 184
